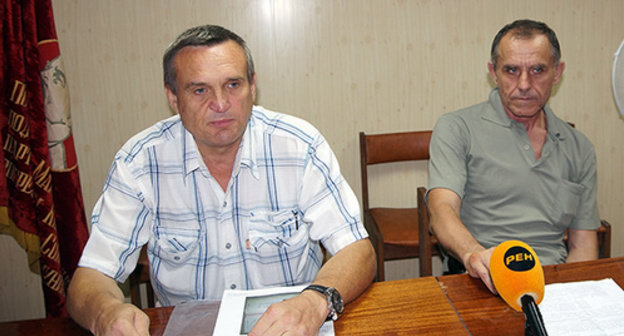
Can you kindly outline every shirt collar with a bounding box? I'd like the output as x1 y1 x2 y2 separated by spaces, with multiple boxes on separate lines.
183 126 202 175
482 88 565 141
238 115 260 180
482 88 514 127
543 104 568 142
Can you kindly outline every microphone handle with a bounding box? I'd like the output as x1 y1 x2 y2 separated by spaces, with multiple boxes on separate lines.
521 295 549 336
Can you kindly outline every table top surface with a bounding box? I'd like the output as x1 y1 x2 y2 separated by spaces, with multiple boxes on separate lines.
3 256 623 336
439 256 624 336
334 276 467 335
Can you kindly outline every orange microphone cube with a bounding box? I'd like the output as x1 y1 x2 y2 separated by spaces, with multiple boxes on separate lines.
489 240 545 311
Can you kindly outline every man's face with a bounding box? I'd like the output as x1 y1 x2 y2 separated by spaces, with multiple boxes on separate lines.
488 33 564 119
165 40 256 156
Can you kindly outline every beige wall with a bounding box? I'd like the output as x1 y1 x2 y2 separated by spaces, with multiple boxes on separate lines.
2 0 623 322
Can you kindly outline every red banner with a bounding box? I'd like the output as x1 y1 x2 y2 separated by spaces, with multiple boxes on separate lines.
0 0 89 317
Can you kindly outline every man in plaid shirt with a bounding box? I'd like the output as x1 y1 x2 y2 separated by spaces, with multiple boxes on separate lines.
68 25 375 336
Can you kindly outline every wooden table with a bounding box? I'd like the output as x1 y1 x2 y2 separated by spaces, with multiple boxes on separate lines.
2 257 623 335
334 276 466 335
0 306 174 336
147 277 467 335
440 256 624 336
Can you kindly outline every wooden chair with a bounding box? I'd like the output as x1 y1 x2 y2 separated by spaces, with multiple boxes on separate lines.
597 220 612 259
359 130 440 281
129 245 155 308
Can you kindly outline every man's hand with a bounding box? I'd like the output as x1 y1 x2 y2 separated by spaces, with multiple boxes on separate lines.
91 302 150 336
463 247 497 294
248 239 375 335
248 290 327 336
67 267 150 336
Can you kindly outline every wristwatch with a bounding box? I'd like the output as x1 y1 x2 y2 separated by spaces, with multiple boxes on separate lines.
303 284 344 321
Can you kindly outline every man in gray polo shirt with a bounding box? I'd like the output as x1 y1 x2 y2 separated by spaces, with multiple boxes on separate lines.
427 19 600 293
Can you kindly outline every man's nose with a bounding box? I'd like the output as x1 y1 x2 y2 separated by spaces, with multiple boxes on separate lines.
517 71 531 91
209 90 231 113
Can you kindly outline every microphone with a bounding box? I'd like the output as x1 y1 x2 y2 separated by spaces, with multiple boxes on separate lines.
489 240 549 336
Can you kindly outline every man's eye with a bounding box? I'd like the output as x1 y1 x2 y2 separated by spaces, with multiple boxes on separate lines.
227 82 240 89
532 66 544 74
504 66 517 74
194 88 206 95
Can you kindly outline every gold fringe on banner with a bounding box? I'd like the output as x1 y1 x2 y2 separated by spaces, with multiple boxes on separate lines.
0 206 41 274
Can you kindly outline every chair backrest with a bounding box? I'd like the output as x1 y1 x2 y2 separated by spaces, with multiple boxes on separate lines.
359 130 432 211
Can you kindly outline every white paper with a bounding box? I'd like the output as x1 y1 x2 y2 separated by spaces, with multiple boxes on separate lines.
162 300 220 336
212 285 335 336
540 278 624 336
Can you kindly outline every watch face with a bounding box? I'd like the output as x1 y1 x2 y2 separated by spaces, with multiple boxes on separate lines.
334 297 344 314
329 288 344 314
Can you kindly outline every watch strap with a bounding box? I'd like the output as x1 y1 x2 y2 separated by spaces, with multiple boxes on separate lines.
303 284 341 321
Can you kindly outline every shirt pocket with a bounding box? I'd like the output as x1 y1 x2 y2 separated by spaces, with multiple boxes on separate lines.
248 209 308 253
153 226 201 264
152 224 202 297
551 180 584 228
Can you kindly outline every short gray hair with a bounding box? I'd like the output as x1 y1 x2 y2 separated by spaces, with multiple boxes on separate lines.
490 19 561 69
163 25 255 94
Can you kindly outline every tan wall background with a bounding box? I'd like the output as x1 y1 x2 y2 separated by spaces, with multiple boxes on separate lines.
2 0 623 322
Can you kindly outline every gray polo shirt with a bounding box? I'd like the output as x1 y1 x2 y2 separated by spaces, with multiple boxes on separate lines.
427 89 600 265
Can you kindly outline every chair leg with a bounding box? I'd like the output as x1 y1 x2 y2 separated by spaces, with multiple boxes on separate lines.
598 220 611 259
366 223 386 282
376 249 385 282
417 186 433 277
146 283 155 308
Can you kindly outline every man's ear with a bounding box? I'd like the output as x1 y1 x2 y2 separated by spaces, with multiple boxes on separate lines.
553 61 565 85
250 73 257 102
165 86 179 113
487 62 498 85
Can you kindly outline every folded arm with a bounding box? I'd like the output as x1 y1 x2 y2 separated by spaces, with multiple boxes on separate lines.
427 188 496 293
67 267 150 336
249 238 376 335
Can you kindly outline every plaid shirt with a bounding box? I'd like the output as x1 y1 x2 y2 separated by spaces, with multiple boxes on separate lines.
79 106 367 305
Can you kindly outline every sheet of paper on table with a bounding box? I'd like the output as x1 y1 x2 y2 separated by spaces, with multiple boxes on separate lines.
163 300 221 336
212 285 334 336
540 278 624 336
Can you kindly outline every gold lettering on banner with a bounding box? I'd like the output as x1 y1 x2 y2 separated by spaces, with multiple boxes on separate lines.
10 81 28 107
33 160 52 193
41 207 57 230
3 134 32 164
3 159 33 195
15 170 33 194
41 264 64 293
16 143 31 162
40 232 60 263
4 160 16 181
3 134 17 155
8 109 30 138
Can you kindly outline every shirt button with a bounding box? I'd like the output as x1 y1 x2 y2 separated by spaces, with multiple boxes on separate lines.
225 243 232 249
523 144 530 150
223 201 227 208
230 284 237 289
174 256 180 261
